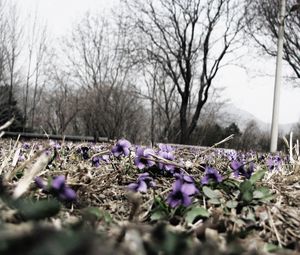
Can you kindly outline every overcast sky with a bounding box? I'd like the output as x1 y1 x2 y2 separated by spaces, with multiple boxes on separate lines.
17 0 300 125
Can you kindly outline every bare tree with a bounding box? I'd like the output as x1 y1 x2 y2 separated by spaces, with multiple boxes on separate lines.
194 88 227 144
22 10 48 130
123 0 245 143
2 1 23 122
246 0 300 79
29 25 48 129
36 67 80 134
63 13 147 140
0 1 50 132
5 3 22 119
0 0 7 84
142 62 180 144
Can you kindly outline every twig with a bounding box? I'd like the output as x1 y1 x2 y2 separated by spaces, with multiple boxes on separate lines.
13 152 50 199
194 134 234 161
90 150 111 159
0 134 20 175
40 126 50 139
148 153 185 168
0 118 14 131
289 132 295 163
5 149 46 181
267 206 283 248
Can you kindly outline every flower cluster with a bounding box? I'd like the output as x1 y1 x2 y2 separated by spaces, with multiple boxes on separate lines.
23 142 30 150
201 166 223 185
167 174 198 208
111 139 131 157
78 146 90 160
92 154 110 167
134 147 155 169
49 140 61 150
230 160 254 179
224 149 238 161
157 144 175 173
35 175 76 202
266 155 282 171
18 154 25 161
128 172 155 193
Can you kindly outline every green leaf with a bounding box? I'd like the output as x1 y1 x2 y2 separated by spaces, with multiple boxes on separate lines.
17 199 61 220
260 195 274 202
250 169 266 184
203 186 221 199
239 180 254 203
149 195 169 221
223 179 240 189
185 207 210 224
208 198 221 205
239 180 252 193
150 210 168 221
83 207 102 221
253 190 265 199
264 243 281 253
253 187 273 201
82 207 112 224
241 190 253 203
162 230 189 255
226 200 238 209
154 195 168 210
102 211 112 224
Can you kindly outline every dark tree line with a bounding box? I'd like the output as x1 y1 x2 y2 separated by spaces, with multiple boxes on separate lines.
190 120 269 152
0 85 24 131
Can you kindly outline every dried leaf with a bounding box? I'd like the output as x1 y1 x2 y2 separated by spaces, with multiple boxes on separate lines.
13 152 50 199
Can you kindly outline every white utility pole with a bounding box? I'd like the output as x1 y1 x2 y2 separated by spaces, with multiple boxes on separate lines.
270 0 286 152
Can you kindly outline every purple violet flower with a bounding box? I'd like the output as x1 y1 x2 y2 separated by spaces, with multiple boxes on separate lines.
91 155 110 167
225 150 238 161
128 172 155 193
52 175 66 191
18 154 25 161
266 158 275 171
111 139 131 157
58 187 77 201
35 175 76 202
158 144 174 153
134 147 155 169
167 180 193 208
77 146 90 160
230 160 254 179
34 176 46 190
158 150 175 172
101 154 110 162
201 167 223 185
266 155 281 171
23 143 30 150
92 156 101 167
52 175 76 201
174 173 199 195
49 140 61 149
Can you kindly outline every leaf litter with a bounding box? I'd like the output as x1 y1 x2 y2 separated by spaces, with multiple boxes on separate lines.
0 135 300 255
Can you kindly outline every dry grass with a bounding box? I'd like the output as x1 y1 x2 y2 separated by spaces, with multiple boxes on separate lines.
0 136 300 254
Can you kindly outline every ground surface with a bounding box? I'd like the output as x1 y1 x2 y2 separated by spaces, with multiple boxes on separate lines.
0 137 300 255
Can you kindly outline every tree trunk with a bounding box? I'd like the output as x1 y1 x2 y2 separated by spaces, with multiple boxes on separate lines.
179 96 189 144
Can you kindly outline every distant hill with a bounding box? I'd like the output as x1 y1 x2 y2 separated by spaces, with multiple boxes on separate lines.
279 123 298 135
219 104 296 134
